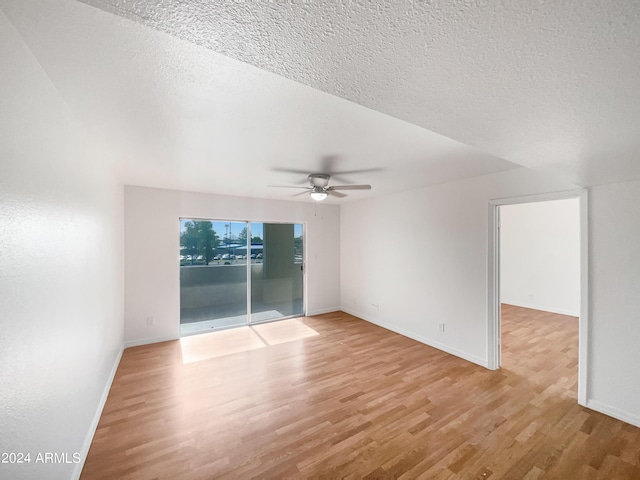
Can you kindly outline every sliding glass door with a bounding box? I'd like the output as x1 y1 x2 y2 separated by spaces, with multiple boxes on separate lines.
179 219 303 335
180 220 248 335
250 223 304 323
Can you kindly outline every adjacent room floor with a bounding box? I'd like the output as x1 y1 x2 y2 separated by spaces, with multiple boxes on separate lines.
81 307 640 479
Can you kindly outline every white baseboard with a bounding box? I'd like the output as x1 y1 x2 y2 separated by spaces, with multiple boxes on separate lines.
72 345 124 480
501 301 579 317
306 306 341 316
124 334 179 348
341 307 488 368
585 399 640 428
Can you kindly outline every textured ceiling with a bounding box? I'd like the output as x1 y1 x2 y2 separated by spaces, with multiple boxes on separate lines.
1 0 525 203
4 0 639 205
78 0 640 187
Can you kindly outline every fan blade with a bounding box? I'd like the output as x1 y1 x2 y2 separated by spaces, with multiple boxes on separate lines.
320 155 382 183
271 168 313 185
327 190 347 198
272 167 312 175
268 185 310 189
290 190 310 197
320 155 339 174
327 184 372 191
333 168 382 175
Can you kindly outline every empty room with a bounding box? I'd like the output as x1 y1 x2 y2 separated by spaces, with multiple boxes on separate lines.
2 1 640 479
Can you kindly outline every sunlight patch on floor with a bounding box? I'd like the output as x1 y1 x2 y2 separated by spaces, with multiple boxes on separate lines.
252 318 320 345
180 326 265 364
180 318 319 364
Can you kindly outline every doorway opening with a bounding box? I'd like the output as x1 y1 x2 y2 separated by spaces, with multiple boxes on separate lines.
488 190 588 405
179 219 304 336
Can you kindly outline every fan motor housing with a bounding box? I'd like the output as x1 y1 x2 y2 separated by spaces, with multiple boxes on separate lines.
309 173 330 188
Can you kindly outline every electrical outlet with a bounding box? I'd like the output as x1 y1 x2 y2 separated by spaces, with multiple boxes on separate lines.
372 303 379 310
439 323 445 332
528 293 534 300
146 316 154 326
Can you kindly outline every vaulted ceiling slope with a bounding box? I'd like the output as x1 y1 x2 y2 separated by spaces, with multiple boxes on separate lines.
3 0 639 203
78 0 640 187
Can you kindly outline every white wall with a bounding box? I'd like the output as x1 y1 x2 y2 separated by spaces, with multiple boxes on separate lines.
341 170 640 427
0 10 124 480
588 180 640 427
124 186 340 345
500 199 580 316
340 168 578 366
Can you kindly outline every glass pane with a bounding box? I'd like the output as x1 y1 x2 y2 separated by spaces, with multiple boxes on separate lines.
180 219 248 335
250 223 304 323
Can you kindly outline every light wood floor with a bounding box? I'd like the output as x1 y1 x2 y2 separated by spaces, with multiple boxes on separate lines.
81 307 640 479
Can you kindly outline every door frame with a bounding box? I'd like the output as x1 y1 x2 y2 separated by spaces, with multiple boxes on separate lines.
487 188 589 406
178 218 306 334
247 221 306 326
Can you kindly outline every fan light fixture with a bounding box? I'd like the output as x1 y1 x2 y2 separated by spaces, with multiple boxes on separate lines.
310 189 328 201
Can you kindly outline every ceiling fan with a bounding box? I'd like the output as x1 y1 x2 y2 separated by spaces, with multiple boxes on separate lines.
272 173 372 201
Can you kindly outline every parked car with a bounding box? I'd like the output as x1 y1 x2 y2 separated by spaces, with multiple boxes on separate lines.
213 254 221 260
256 253 263 259
195 255 206 265
221 254 230 260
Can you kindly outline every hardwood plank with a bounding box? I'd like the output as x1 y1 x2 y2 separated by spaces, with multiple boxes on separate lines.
81 307 640 479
